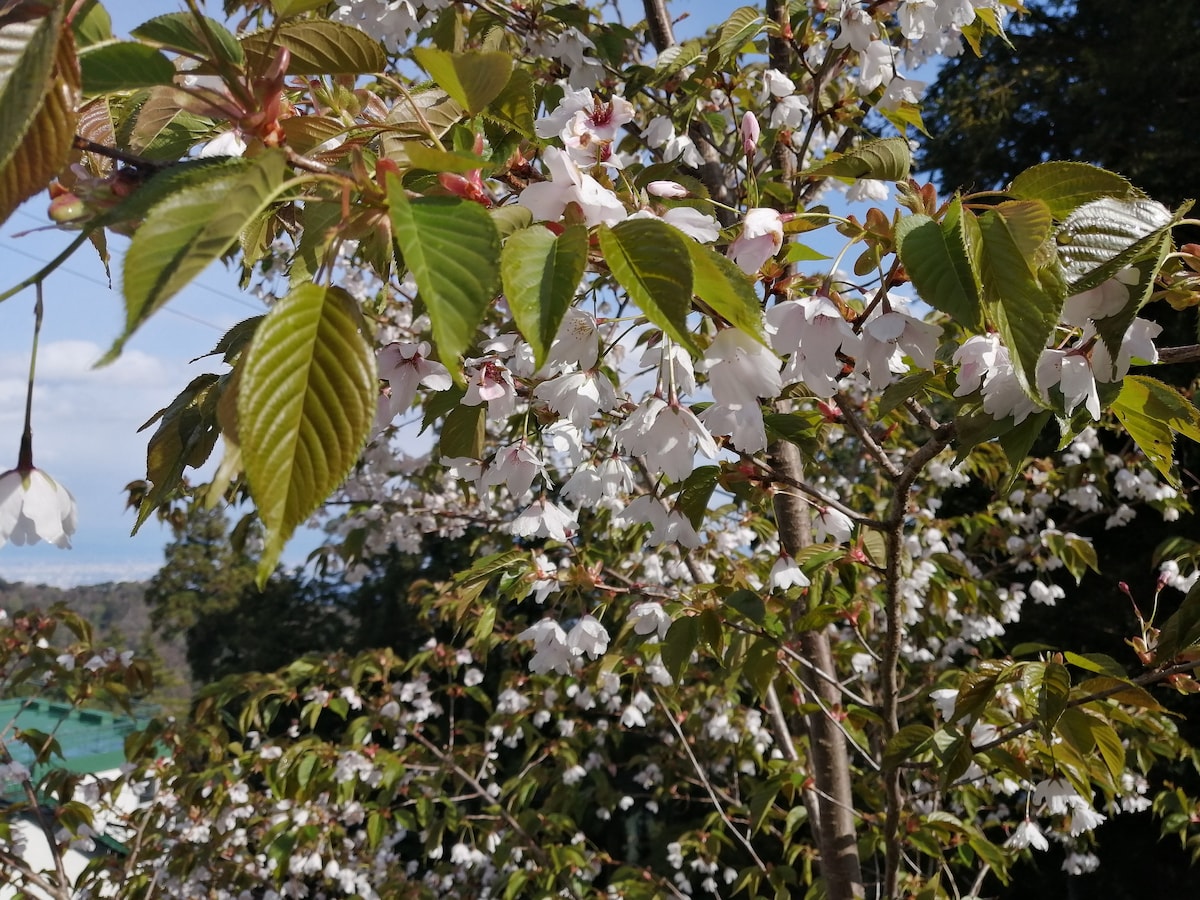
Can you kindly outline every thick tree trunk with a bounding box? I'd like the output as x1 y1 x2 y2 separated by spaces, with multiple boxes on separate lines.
771 439 866 900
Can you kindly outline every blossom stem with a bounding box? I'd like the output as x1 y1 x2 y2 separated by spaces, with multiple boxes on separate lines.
18 284 44 472
0 231 89 306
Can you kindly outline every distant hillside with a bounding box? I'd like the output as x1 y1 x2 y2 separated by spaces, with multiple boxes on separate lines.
0 579 191 712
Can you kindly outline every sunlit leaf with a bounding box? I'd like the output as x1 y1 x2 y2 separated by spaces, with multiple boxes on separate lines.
79 41 176 94
238 284 376 584
501 224 587 370
1008 161 1135 220
132 12 243 65
803 137 912 182
112 151 288 359
241 20 386 75
687 240 766 343
1110 376 1200 486
895 199 983 330
387 179 501 375
599 218 697 354
412 47 512 116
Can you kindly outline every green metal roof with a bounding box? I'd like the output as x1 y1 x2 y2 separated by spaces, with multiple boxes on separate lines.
0 698 140 800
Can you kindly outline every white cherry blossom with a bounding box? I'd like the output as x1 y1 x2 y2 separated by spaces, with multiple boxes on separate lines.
0 467 77 549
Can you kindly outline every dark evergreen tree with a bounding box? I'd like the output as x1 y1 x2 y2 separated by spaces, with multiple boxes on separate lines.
920 0 1200 208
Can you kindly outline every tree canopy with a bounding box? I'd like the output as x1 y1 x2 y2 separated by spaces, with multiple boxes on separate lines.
2 2 1200 899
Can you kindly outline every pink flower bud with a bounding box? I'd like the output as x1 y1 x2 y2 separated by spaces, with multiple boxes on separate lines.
646 180 688 199
740 111 760 157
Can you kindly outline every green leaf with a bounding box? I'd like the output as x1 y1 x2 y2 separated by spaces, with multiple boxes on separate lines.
687 240 766 343
1031 660 1071 735
238 284 376 584
1077 675 1163 710
0 7 77 228
485 66 534 137
1056 706 1098 755
387 181 501 375
713 6 765 64
662 616 700 682
804 137 912 182
1063 652 1126 678
403 143 491 174
1110 376 1200 486
241 20 387 75
883 724 934 770
131 13 243 65
1091 718 1126 782
79 41 176 95
1041 531 1099 584
438 403 485 460
977 201 1062 394
271 0 333 15
501 224 586 370
782 242 829 263
599 218 697 354
112 151 287 359
1056 196 1180 293
894 201 983 330
1155 581 1200 663
675 465 720 530
412 47 512 116
72 0 112 48
1008 161 1135 220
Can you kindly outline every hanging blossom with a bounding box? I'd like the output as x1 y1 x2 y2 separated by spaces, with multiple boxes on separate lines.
699 329 783 453
858 298 942 390
952 334 1040 424
767 296 861 398
0 466 78 549
728 208 785 274
377 341 452 416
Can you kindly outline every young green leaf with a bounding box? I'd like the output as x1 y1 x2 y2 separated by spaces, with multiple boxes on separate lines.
687 240 766 343
501 224 587 370
79 42 176 95
803 136 912 182
1056 196 1181 293
411 47 513 116
131 13 244 65
894 201 984 330
599 218 697 354
1110 376 1200 485
111 151 288 360
238 285 376 585
387 180 501 375
241 20 387 75
1008 161 1135 220
977 201 1062 393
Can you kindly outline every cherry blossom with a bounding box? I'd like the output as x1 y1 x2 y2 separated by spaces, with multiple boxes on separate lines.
768 296 861 397
727 208 784 274
376 341 452 416
0 467 77 549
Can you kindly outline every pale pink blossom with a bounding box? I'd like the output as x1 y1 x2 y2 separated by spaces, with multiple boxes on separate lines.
704 328 783 406
952 334 1003 397
518 619 574 675
728 208 784 274
377 341 452 415
740 111 760 157
767 296 860 397
699 402 767 453
462 360 518 419
628 601 671 639
859 309 941 389
533 370 617 428
812 507 854 545
481 442 548 499
1061 266 1138 326
1006 819 1049 852
517 147 626 227
832 3 877 52
759 68 796 101
647 180 688 199
1037 349 1100 420
545 308 600 371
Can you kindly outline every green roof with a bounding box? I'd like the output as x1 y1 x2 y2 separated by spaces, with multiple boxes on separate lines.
1 698 140 799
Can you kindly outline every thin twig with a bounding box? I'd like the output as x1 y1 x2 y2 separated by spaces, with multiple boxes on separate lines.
834 394 902 480
652 688 770 873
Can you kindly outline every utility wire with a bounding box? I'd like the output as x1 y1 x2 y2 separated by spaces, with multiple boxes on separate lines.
0 240 229 333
